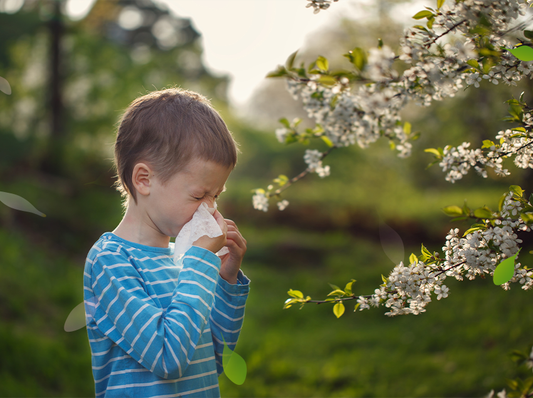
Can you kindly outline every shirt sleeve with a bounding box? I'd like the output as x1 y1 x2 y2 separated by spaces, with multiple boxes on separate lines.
88 245 221 380
209 270 250 375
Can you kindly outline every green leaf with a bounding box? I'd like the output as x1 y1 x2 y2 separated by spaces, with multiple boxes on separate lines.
510 185 524 198
283 298 298 309
330 94 338 109
327 289 346 297
520 213 533 224
285 50 298 70
344 279 356 295
526 30 533 40
287 289 303 299
316 56 329 72
427 16 434 30
222 336 247 385
499 192 508 212
466 59 480 69
507 46 533 62
344 47 367 71
403 122 412 135
493 249 521 285
409 253 418 264
333 302 345 318
266 65 288 78
413 10 434 19
473 206 493 219
317 75 337 86
420 244 432 261
437 0 445 9
442 205 463 217
482 140 495 149
424 148 442 158
279 118 290 128
321 135 334 147
463 226 486 237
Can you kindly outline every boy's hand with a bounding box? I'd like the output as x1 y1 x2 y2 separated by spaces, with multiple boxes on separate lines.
192 210 228 254
218 219 247 285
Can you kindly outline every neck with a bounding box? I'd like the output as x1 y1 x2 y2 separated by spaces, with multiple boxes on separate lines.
113 201 170 248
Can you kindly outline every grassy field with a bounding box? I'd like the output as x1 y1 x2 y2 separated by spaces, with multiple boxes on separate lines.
1 222 533 397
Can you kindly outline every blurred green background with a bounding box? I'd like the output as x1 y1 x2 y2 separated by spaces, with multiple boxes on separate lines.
1 0 533 397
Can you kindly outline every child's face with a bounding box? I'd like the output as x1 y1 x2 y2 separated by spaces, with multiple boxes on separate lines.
145 158 232 239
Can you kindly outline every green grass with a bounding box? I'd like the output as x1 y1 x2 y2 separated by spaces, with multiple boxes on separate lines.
219 226 533 397
1 223 532 397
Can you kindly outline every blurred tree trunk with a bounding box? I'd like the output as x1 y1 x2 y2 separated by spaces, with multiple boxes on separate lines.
41 0 65 175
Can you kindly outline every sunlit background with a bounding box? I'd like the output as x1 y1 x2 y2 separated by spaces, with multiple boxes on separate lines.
1 0 533 396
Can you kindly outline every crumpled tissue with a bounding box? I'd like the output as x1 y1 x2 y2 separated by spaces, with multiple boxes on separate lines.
173 202 229 263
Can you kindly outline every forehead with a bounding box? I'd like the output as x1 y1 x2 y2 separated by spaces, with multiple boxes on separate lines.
179 159 232 189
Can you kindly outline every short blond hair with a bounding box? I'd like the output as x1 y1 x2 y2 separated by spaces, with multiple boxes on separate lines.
114 87 238 203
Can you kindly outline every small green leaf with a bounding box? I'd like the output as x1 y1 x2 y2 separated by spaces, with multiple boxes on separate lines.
344 279 356 295
327 289 346 297
409 253 418 264
510 185 524 198
317 75 337 86
466 59 480 69
283 298 298 309
421 244 432 261
493 249 521 285
424 148 442 158
413 10 434 19
437 0 445 9
266 65 288 78
473 207 493 219
524 30 533 40
507 46 533 62
285 50 298 70
316 56 329 72
321 135 334 147
222 337 247 385
403 122 412 135
463 226 485 237
482 140 495 149
442 205 463 217
333 302 345 318
288 289 303 299
520 213 533 224
344 47 367 71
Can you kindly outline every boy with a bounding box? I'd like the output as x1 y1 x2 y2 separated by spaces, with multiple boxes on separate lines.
83 88 249 397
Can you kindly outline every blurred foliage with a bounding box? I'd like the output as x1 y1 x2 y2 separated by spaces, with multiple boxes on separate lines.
1 0 533 396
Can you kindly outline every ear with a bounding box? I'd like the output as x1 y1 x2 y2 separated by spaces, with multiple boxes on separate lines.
131 163 153 197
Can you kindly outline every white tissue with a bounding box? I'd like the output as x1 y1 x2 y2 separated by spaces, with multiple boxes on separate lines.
173 202 229 263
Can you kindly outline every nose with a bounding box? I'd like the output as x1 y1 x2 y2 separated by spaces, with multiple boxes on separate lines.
202 197 216 209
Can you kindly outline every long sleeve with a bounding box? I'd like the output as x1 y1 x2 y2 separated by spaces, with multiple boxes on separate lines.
209 271 250 375
86 244 221 380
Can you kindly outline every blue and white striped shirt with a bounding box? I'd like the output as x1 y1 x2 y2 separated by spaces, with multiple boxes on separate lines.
83 232 250 397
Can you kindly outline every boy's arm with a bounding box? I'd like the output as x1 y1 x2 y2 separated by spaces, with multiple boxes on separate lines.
88 245 220 380
210 272 250 375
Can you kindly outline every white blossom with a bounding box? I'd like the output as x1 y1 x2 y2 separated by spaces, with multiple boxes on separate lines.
252 192 269 212
277 200 289 211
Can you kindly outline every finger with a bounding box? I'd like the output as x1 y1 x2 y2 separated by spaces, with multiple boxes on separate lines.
213 210 228 233
226 231 247 251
